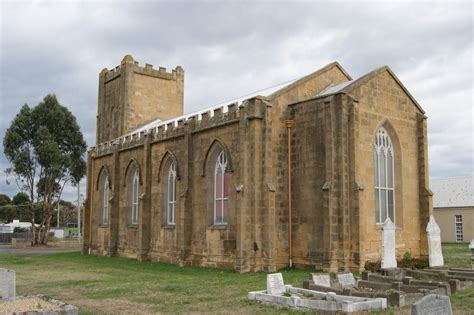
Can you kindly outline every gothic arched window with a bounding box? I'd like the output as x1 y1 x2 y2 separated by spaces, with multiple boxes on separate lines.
167 162 177 225
102 176 109 225
214 151 229 224
131 169 139 225
374 127 395 223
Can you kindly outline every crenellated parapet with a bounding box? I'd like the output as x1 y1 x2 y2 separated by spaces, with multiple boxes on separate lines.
100 54 184 83
93 96 270 158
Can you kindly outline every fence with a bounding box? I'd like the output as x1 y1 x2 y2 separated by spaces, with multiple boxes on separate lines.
0 232 32 244
0 232 55 244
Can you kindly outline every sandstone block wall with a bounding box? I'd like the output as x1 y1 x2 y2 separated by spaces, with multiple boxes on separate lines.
84 58 431 272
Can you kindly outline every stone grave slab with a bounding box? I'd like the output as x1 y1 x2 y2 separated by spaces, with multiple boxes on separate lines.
0 268 15 299
337 272 356 287
411 294 452 315
311 273 331 287
426 215 444 267
267 273 285 295
381 218 397 269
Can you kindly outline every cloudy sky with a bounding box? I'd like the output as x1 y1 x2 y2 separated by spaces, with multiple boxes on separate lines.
0 0 472 201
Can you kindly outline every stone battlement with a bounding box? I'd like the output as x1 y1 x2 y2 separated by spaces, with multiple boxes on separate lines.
92 98 269 157
100 54 184 83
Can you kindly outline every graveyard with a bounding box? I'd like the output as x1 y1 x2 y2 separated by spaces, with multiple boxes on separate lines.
0 243 472 314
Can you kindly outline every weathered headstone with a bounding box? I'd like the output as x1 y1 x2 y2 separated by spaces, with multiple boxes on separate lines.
336 272 356 287
426 215 444 267
267 273 285 295
411 294 452 315
381 218 397 269
311 273 331 287
0 268 15 299
469 239 474 270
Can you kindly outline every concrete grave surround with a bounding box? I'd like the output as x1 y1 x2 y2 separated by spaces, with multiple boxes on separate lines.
381 218 397 269
0 268 15 299
312 273 331 287
337 272 356 287
249 286 387 313
426 215 444 267
411 294 452 315
267 273 285 295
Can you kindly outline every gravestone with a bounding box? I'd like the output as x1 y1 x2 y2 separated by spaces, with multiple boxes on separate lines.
267 273 285 295
336 272 356 287
311 273 331 287
469 239 474 270
0 268 15 299
411 294 452 315
426 215 444 267
381 218 397 269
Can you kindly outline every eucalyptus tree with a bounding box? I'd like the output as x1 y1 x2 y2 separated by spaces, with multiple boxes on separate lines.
3 94 86 245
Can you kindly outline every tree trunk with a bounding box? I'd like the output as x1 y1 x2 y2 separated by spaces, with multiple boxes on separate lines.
30 201 38 245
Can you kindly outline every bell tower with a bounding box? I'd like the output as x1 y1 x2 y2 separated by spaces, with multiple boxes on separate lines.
96 55 184 144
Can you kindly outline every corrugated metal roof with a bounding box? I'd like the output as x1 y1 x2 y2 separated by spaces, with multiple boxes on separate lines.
317 80 354 97
431 176 474 208
127 78 299 136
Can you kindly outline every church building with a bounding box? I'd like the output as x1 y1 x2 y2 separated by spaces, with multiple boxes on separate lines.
83 55 433 272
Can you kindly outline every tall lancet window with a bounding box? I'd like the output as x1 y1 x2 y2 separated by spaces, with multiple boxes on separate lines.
167 163 177 225
102 176 109 225
214 151 229 224
374 127 395 224
131 169 139 225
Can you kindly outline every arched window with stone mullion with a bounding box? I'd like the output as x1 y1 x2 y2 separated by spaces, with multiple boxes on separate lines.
131 169 139 225
167 163 177 225
102 175 109 225
374 127 395 224
214 151 229 225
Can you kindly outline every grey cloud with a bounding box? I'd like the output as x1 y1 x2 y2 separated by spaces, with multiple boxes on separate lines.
1 1 472 201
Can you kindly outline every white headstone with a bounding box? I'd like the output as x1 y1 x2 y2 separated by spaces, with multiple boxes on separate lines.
336 272 356 287
426 215 444 267
267 273 285 295
312 273 331 287
381 218 397 269
0 268 15 299
469 240 474 270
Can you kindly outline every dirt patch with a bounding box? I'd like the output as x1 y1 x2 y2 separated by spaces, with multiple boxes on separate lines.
0 297 60 313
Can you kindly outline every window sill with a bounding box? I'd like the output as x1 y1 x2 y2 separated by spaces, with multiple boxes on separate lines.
208 224 229 230
127 224 139 229
98 224 109 228
374 223 403 230
161 224 176 229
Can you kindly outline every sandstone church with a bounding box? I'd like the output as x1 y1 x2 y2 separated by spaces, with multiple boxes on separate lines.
83 55 433 272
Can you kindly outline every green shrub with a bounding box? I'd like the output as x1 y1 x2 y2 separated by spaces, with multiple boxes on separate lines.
364 260 381 272
13 226 29 233
364 251 429 272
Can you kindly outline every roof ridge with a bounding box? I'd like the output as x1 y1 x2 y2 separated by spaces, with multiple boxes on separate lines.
267 61 352 100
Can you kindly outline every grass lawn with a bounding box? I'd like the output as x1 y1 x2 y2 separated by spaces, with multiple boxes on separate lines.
0 243 472 314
